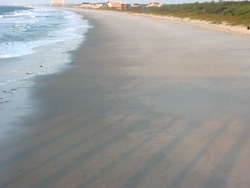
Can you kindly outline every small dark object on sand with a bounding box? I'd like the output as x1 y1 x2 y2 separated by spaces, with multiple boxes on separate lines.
247 26 250 30
1 100 10 104
3 91 12 94
40 65 43 67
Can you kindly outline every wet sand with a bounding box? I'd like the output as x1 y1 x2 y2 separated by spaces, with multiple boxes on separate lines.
1 9 250 188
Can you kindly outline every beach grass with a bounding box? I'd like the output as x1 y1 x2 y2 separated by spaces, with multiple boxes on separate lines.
122 1 250 26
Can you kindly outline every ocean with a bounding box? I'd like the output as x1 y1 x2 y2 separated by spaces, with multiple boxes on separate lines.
0 6 90 137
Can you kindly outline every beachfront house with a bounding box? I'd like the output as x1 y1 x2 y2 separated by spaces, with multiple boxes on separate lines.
82 2 90 7
106 1 127 10
51 0 65 6
82 2 104 8
94 3 104 8
147 2 162 7
131 3 140 8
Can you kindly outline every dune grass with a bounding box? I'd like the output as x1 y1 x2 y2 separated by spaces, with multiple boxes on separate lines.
124 1 250 26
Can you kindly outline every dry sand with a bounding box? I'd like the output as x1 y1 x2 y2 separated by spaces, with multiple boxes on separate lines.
1 9 250 188
126 12 250 36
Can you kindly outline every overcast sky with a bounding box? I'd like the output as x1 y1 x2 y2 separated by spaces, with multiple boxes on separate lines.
0 0 243 6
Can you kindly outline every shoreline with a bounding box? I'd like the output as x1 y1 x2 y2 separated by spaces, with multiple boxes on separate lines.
0 7 89 138
1 8 250 188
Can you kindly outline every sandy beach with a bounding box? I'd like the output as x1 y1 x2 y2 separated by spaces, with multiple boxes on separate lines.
1 8 250 188
126 12 250 36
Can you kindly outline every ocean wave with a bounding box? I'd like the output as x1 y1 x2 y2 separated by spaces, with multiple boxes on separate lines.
0 6 91 130
0 7 87 58
0 6 90 95
0 39 63 58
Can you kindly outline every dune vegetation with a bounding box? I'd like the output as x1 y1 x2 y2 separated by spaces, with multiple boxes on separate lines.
125 1 250 26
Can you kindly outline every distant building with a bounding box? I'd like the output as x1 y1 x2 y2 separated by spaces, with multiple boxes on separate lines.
147 2 162 7
94 3 104 8
106 1 126 10
131 3 140 8
82 2 104 8
82 2 89 7
51 0 65 6
14 2 33 6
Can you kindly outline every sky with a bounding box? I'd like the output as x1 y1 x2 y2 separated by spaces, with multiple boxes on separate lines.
0 0 244 6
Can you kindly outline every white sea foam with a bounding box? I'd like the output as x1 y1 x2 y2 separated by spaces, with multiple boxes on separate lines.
0 6 90 86
0 7 86 59
0 6 90 134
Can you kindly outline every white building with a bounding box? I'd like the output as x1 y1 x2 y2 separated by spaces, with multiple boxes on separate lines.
51 0 65 6
147 2 162 7
106 1 126 10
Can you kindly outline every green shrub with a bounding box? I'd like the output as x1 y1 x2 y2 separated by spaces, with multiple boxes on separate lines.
126 1 250 26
